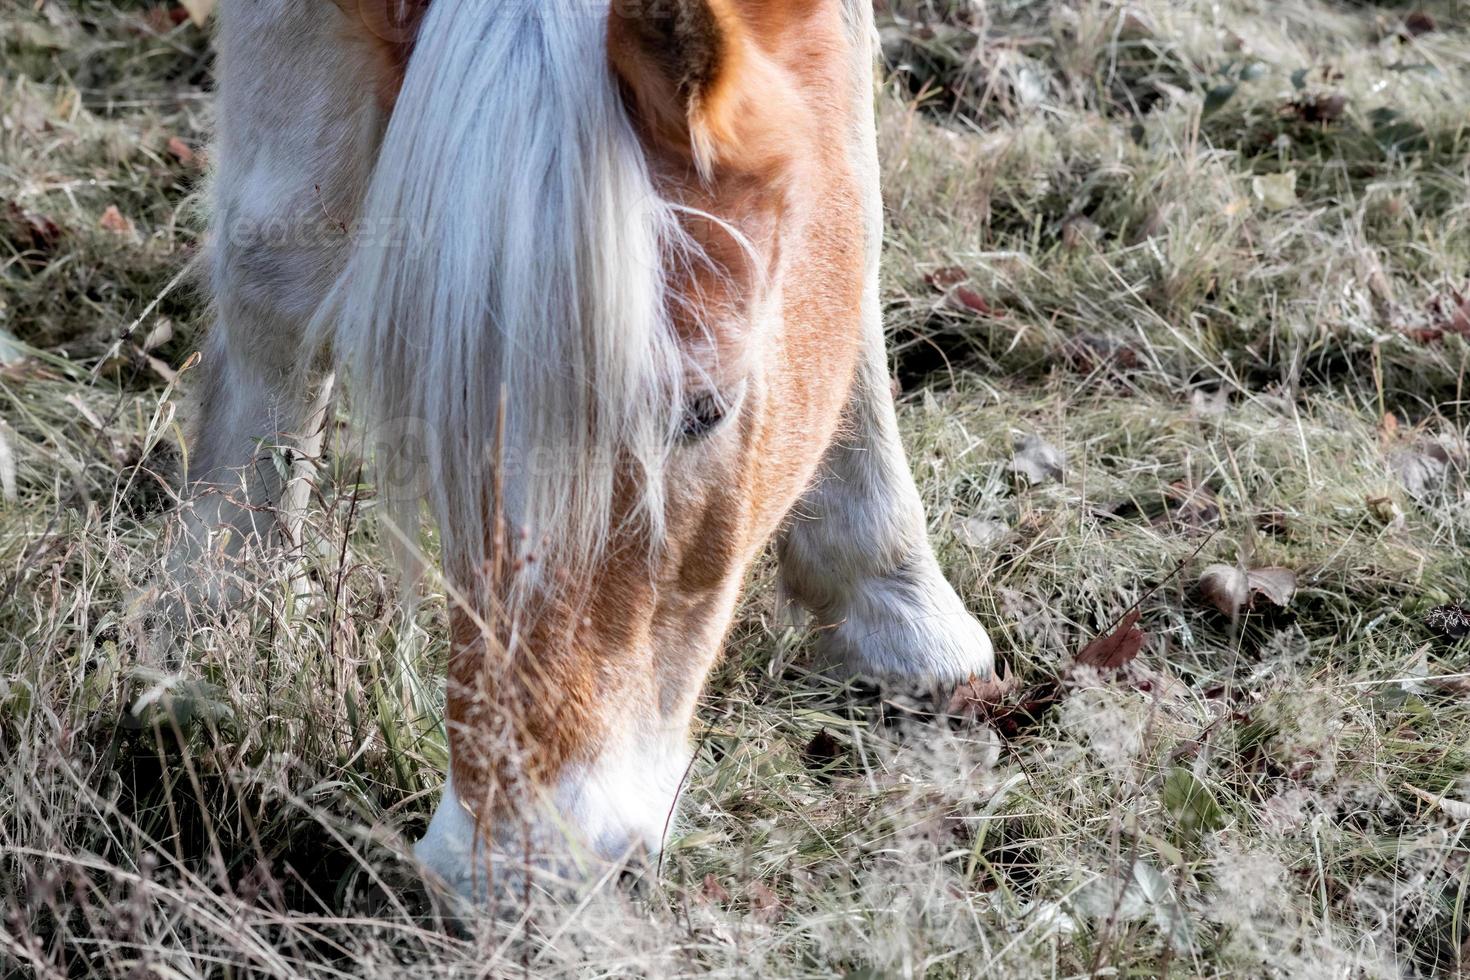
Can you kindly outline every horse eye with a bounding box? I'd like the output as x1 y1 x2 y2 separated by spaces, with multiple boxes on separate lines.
683 382 752 441
680 391 728 440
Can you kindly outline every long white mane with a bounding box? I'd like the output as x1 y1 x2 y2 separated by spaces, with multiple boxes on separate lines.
320 0 689 592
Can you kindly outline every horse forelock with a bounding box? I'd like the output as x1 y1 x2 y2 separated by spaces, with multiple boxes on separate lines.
324 0 703 607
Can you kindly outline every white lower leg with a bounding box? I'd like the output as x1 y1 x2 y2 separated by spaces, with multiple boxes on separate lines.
778 326 993 685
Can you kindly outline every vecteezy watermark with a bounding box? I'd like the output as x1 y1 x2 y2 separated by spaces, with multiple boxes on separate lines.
356 414 652 503
218 208 435 254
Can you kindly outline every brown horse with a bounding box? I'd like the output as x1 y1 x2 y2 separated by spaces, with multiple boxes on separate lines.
177 0 993 898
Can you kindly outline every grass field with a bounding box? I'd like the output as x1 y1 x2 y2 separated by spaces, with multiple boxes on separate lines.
4 0 1470 976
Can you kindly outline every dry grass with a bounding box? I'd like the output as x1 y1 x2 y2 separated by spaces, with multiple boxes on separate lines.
4 0 1470 976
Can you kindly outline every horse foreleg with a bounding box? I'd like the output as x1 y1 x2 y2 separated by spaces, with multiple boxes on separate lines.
166 0 384 615
777 327 995 687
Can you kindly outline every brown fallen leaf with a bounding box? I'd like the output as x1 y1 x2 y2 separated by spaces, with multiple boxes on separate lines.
924 266 1006 318
957 516 1013 551
132 345 177 384
1380 411 1401 445
1199 564 1249 616
1443 292 1470 337
1062 215 1104 249
99 205 135 237
1403 325 1446 345
141 318 174 352
1075 609 1146 670
748 881 782 921
944 665 1021 722
143 5 190 32
1190 388 1230 417
166 136 197 167
1390 442 1454 498
1255 510 1290 536
4 201 63 259
1199 563 1298 614
951 285 1004 318
1413 287 1470 339
1158 481 1221 530
699 873 730 905
1248 567 1298 607
976 608 1164 738
1063 333 1141 373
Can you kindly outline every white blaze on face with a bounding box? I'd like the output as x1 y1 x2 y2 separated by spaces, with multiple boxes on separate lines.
415 722 692 899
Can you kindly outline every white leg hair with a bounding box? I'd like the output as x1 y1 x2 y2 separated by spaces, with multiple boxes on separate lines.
168 2 382 606
778 339 995 685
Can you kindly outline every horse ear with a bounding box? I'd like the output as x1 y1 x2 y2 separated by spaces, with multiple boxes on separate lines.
608 0 798 178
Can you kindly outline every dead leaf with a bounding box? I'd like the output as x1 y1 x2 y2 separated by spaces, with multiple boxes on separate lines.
944 665 1021 721
64 394 106 431
1248 567 1298 608
1380 411 1401 445
1367 494 1406 528
1252 171 1298 212
1390 443 1452 497
699 873 730 905
1255 510 1290 536
1158 481 1220 530
1403 325 1446 345
1412 287 1470 340
1063 333 1142 373
1190 388 1230 417
143 5 190 32
1062 215 1104 249
133 345 177 383
748 881 782 921
1199 564 1249 616
1443 291 1470 337
924 266 1005 317
951 285 1004 318
1012 434 1064 484
1199 563 1297 614
1075 609 1146 671
99 205 135 237
4 201 62 259
166 136 197 167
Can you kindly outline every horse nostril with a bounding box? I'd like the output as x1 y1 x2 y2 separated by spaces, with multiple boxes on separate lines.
616 852 654 899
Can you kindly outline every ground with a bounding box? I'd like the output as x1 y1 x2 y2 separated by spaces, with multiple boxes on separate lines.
3 0 1470 976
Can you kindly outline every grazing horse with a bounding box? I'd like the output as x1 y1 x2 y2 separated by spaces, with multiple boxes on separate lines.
181 0 993 897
